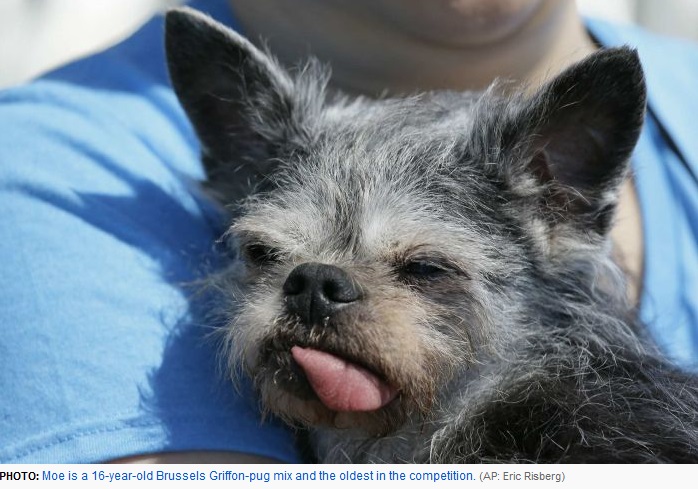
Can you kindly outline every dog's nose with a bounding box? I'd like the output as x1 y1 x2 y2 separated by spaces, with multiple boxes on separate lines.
283 262 362 325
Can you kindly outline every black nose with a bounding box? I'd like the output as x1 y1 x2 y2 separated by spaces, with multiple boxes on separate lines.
283 262 362 326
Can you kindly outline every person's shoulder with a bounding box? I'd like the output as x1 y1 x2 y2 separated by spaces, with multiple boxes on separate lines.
587 18 698 102
587 17 697 55
0 11 203 185
587 17 698 86
0 0 240 158
0 13 172 122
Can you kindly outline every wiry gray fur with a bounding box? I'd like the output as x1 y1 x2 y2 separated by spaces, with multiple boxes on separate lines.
166 7 698 462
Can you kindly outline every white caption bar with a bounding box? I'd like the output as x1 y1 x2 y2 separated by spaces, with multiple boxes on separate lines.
0 464 684 488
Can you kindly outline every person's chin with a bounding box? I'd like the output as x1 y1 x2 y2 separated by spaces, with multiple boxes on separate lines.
368 0 546 47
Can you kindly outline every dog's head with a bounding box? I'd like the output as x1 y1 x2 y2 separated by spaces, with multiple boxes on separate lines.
166 8 646 434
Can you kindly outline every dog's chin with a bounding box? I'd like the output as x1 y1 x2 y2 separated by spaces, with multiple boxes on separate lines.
257 373 409 435
253 347 413 435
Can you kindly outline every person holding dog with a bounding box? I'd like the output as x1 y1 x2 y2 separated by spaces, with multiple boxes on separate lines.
0 0 696 464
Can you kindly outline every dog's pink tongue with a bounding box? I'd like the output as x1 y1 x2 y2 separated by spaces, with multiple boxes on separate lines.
291 346 397 412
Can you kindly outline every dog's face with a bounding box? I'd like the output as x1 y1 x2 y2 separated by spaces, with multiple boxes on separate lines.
166 9 646 434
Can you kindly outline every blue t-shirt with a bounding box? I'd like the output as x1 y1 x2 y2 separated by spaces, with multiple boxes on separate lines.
0 0 301 463
0 4 697 462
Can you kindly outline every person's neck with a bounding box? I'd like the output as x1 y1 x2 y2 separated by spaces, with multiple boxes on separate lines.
227 0 598 95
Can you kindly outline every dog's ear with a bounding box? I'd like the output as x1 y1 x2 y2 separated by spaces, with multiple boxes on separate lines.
498 47 646 236
165 8 320 201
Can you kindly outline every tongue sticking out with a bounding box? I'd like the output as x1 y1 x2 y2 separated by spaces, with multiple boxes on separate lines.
291 346 398 412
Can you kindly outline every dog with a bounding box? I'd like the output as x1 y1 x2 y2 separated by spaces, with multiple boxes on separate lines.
165 8 698 462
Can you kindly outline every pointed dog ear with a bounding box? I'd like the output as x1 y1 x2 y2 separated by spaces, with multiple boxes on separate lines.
497 47 646 236
165 8 322 201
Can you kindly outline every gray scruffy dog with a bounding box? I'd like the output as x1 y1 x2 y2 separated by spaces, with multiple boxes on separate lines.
165 8 698 462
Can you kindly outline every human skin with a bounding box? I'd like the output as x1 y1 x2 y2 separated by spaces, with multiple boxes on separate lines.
120 0 643 463
227 0 594 94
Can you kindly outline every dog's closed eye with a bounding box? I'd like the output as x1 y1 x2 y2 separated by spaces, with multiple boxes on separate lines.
397 257 469 284
400 260 447 278
243 243 283 267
